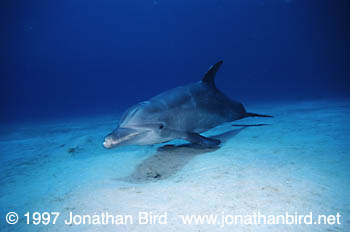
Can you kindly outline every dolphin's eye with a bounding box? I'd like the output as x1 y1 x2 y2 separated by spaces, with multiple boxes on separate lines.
159 124 164 129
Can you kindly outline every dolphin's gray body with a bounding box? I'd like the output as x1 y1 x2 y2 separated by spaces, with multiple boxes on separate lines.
103 60 271 149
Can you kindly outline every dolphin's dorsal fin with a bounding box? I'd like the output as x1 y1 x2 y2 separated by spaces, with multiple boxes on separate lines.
201 60 223 87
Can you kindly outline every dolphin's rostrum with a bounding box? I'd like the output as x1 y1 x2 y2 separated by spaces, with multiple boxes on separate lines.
103 61 271 149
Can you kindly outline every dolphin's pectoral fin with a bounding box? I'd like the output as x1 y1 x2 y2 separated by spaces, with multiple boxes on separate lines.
169 129 220 147
184 132 221 147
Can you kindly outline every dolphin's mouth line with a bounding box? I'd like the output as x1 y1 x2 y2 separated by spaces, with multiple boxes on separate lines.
116 131 142 144
105 129 150 148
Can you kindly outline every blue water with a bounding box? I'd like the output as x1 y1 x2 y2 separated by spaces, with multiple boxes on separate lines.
0 1 349 232
1 0 349 122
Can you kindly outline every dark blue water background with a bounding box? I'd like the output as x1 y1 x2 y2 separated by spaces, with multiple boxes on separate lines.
1 0 349 122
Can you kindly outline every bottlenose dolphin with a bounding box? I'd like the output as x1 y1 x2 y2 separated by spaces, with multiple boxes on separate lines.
103 60 271 149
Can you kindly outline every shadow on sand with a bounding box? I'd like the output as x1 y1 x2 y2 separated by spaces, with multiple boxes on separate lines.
120 124 268 183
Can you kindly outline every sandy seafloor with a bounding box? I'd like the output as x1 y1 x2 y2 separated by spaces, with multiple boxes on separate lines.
0 99 349 232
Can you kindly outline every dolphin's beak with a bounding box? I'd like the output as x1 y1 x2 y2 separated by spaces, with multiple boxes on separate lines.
103 127 144 149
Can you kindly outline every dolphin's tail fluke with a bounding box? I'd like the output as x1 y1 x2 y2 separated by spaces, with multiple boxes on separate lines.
246 112 273 118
